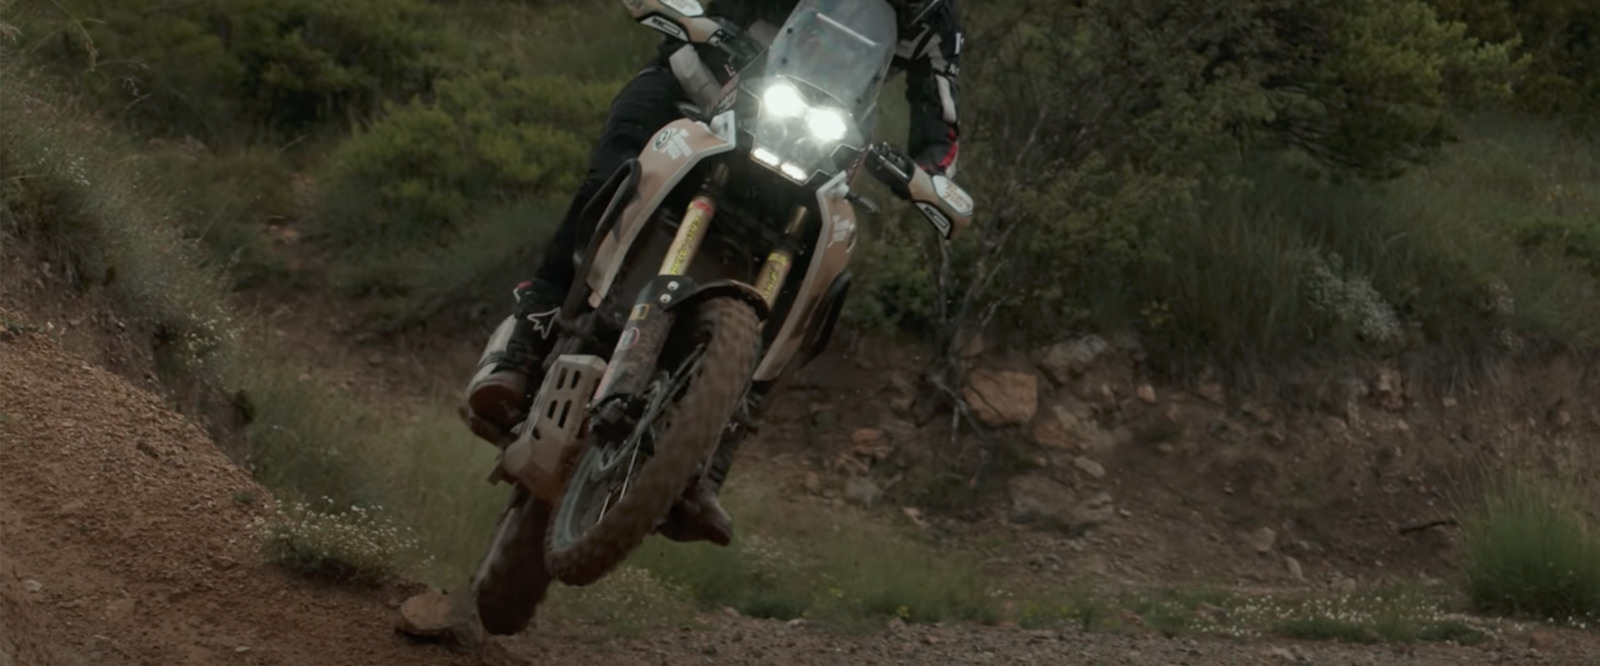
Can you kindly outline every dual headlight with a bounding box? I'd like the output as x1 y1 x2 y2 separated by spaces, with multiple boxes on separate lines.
760 80 848 142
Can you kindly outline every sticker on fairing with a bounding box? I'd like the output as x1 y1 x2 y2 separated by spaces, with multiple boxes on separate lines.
829 214 856 247
708 110 736 142
642 15 688 40
931 175 974 217
661 0 705 17
651 127 692 160
917 203 953 238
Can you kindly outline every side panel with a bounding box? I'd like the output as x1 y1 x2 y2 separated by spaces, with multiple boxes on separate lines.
753 171 857 382
586 119 735 308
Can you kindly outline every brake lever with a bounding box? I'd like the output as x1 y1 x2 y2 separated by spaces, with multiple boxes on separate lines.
846 191 880 216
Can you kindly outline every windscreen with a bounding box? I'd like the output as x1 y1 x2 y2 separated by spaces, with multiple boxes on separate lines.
765 0 897 117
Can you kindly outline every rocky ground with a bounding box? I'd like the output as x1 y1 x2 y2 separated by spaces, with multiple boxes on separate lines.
4 308 1600 665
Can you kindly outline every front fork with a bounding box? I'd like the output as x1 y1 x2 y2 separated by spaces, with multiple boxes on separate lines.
589 166 808 434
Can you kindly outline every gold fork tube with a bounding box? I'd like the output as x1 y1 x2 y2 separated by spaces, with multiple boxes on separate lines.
753 207 810 308
659 195 717 276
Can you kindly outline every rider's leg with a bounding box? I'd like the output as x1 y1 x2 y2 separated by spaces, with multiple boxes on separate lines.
464 65 689 440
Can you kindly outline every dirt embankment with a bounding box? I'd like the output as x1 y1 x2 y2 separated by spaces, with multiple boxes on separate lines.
5 308 1600 666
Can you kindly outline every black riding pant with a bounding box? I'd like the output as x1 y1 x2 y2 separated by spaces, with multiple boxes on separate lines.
529 65 688 304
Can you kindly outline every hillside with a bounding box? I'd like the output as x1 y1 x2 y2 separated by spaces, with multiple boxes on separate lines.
4 303 1598 666
5 0 1600 663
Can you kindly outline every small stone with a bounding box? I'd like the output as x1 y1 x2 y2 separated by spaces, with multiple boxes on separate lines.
1035 335 1110 384
803 472 823 495
22 579 43 593
1198 382 1225 405
1442 396 1458 408
1267 646 1297 662
901 507 928 529
851 428 891 461
923 634 940 646
1135 384 1157 404
1285 556 1306 582
1247 527 1277 554
1072 456 1107 479
843 477 882 507
234 647 251 654
1332 577 1358 594
396 589 458 638
887 617 906 630
1070 492 1116 531
1030 412 1074 450
964 369 1039 426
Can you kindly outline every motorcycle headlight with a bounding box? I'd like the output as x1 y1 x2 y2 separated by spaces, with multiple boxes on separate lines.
806 108 847 142
762 81 808 118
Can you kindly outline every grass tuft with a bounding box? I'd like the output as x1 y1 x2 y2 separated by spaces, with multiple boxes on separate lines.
254 499 429 585
1459 467 1600 623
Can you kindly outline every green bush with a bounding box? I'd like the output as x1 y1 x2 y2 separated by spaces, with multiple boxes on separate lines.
895 0 1521 367
16 0 461 140
141 144 295 290
1430 0 1600 125
1460 468 1600 622
315 71 614 298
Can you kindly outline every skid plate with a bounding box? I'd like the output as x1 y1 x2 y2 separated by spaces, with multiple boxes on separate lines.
499 354 607 503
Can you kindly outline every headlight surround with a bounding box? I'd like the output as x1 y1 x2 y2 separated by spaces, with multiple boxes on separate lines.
753 79 857 182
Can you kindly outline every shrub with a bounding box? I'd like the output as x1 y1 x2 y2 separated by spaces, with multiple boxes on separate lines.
16 0 461 139
0 63 235 372
1459 468 1600 622
314 71 614 300
140 143 295 290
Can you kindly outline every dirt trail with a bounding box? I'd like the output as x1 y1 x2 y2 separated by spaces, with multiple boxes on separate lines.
3 314 1598 665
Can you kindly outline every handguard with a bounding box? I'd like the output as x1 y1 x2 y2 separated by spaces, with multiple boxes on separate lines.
865 143 974 241
624 0 761 63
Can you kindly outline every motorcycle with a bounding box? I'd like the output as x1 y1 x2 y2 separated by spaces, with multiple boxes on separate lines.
465 0 976 635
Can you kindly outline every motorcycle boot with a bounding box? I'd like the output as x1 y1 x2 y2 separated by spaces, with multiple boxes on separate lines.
462 281 563 444
657 425 740 546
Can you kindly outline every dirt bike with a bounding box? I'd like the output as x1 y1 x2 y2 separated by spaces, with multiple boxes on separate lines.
466 0 975 635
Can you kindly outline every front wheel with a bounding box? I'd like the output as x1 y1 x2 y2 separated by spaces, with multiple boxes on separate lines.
544 297 759 586
470 485 553 635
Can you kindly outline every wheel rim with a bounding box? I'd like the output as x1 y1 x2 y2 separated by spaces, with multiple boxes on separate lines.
548 341 709 553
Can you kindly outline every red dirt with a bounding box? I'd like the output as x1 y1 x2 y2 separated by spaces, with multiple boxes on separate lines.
6 310 1600 665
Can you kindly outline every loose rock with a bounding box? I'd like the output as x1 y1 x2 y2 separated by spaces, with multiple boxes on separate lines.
1246 527 1277 554
1285 556 1305 582
964 369 1039 427
844 477 882 507
1035 335 1110 385
1072 456 1107 480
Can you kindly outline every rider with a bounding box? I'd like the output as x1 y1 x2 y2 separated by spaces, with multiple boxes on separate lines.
463 0 963 545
